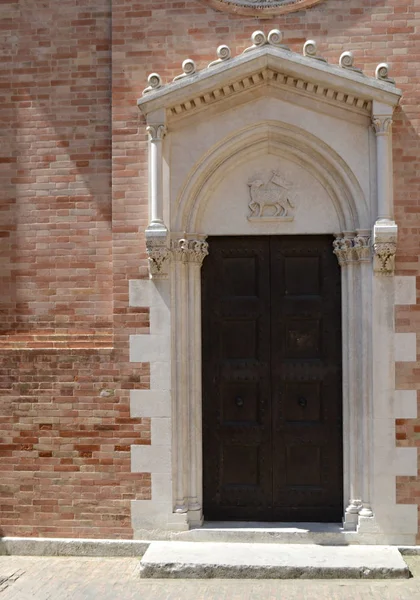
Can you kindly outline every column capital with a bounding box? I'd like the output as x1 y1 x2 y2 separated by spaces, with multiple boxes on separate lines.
333 232 372 267
353 230 371 262
171 238 190 263
333 233 356 266
372 115 392 136
372 219 397 275
171 237 209 266
146 233 170 280
146 123 167 141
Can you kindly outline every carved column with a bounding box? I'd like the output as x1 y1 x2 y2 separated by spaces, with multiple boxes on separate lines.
372 108 397 275
145 123 170 279
186 240 208 525
334 232 373 527
334 234 361 525
171 236 208 524
354 231 374 519
171 238 190 514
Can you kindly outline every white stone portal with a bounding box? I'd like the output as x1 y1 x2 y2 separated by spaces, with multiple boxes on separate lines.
133 32 417 544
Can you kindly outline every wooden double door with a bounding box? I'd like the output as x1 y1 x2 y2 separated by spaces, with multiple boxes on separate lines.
201 235 343 522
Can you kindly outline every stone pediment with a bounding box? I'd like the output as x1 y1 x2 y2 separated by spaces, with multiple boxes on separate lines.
138 31 401 122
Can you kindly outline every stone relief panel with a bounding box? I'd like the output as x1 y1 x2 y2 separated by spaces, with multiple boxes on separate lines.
247 170 295 221
200 155 340 235
201 0 324 17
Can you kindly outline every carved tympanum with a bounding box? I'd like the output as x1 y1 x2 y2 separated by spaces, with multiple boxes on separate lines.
247 170 295 221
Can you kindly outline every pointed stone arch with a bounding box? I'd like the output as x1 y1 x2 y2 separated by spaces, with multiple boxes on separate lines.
174 120 368 234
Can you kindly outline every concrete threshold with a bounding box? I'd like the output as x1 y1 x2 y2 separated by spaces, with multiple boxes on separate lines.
184 521 357 545
139 541 411 579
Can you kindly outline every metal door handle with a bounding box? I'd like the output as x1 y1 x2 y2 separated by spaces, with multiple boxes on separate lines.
235 397 244 407
298 397 307 408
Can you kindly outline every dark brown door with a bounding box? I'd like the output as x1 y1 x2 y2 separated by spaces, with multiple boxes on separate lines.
201 235 343 522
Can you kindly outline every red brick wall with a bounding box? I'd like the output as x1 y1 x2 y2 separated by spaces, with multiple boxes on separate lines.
1 0 419 538
0 0 151 538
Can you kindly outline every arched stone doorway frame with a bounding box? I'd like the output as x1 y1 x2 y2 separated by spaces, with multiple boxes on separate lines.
170 120 372 530
133 34 418 542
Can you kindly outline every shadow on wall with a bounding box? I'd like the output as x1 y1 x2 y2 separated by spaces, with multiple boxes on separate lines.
0 0 113 341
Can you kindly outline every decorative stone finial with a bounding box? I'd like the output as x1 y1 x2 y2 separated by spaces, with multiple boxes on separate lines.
339 51 362 74
243 30 267 53
208 45 232 68
143 73 163 95
244 29 289 53
375 62 395 84
253 30 267 46
173 59 197 82
268 29 289 50
303 40 326 62
267 29 281 47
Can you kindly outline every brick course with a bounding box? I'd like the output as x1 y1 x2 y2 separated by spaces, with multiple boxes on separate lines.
1 0 419 539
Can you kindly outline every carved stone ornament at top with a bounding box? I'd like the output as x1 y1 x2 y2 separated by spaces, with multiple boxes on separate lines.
171 238 209 265
333 235 355 266
146 237 170 279
333 232 372 267
146 124 167 142
247 170 295 222
372 116 393 136
201 0 324 18
373 220 397 275
353 231 371 262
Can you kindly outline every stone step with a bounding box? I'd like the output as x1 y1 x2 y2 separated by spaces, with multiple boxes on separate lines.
139 541 410 579
181 521 361 545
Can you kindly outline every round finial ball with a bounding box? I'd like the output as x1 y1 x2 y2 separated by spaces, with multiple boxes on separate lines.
251 31 267 47
339 51 354 68
376 62 389 80
148 73 162 89
217 45 231 61
268 29 283 47
303 40 317 57
182 59 196 75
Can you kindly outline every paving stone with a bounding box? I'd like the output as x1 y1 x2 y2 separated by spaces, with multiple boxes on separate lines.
0 555 420 600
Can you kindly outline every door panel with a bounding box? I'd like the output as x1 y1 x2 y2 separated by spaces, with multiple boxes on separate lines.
270 236 342 521
201 237 272 520
202 235 343 522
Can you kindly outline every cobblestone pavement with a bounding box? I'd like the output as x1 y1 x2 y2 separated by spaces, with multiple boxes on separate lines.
0 555 420 600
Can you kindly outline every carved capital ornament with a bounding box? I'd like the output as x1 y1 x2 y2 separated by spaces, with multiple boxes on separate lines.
333 232 372 267
171 238 209 266
372 116 393 136
146 124 167 142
